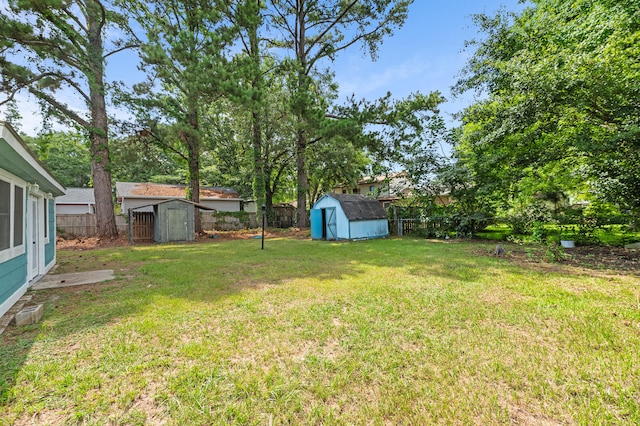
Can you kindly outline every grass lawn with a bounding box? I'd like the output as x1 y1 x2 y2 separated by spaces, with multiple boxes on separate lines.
477 223 640 246
1 237 639 424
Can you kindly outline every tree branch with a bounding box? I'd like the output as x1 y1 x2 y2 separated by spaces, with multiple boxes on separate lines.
28 87 91 128
304 0 358 57
103 43 140 60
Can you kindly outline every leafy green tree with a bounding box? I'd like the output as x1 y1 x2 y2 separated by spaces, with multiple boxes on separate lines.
24 131 92 188
307 136 369 207
455 0 640 219
332 91 447 186
267 0 413 227
223 0 268 211
120 0 237 232
109 135 183 184
204 73 298 220
0 0 130 237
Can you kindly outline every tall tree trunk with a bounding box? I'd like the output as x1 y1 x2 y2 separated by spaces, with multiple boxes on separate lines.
296 128 308 227
252 109 265 210
185 105 202 234
249 0 266 214
87 0 117 238
294 2 309 228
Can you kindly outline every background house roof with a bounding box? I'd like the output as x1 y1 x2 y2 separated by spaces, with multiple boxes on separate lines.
116 182 241 200
358 171 408 184
326 194 388 221
56 188 95 204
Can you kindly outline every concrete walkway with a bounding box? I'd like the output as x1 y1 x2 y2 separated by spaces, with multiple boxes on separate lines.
0 270 116 335
31 270 115 290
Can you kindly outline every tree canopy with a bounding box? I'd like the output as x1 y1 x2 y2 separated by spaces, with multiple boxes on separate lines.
455 0 640 219
0 0 130 237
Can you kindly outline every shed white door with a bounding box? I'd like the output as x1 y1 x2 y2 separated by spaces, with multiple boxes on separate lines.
167 208 188 241
326 208 337 240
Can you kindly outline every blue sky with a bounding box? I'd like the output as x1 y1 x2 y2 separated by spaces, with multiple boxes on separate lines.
2 0 524 136
332 0 525 123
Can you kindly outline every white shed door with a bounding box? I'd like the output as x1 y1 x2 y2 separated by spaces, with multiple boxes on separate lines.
326 208 337 240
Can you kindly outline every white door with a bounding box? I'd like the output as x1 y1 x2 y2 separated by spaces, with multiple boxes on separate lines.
326 208 337 240
29 198 39 280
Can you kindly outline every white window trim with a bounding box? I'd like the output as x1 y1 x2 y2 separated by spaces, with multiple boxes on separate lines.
0 169 27 263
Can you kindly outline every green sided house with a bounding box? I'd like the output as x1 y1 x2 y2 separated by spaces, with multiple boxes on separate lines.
0 122 65 319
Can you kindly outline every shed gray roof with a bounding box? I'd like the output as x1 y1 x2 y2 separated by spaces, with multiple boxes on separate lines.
327 193 387 221
129 198 215 211
56 188 95 204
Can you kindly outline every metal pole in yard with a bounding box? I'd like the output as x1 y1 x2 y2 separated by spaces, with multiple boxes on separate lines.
261 204 266 250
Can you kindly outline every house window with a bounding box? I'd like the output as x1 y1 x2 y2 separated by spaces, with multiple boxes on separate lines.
342 190 347 194
13 186 23 246
0 179 9 250
369 185 375 193
352 188 360 194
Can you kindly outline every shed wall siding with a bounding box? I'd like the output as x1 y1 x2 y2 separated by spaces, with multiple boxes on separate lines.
348 219 389 240
336 208 350 239
155 200 195 242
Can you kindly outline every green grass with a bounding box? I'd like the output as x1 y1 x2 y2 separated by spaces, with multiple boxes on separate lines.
1 238 639 424
477 223 640 246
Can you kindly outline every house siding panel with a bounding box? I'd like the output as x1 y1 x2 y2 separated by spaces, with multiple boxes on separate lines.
0 253 28 314
57 204 93 214
199 199 241 212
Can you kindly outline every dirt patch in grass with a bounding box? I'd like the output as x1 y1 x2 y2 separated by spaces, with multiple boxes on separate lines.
56 235 130 250
486 242 640 275
56 228 309 250
563 245 640 272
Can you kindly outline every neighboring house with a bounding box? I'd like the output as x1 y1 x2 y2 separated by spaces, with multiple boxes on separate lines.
0 122 65 319
333 172 455 208
56 187 95 214
116 182 243 213
333 172 412 208
311 193 389 241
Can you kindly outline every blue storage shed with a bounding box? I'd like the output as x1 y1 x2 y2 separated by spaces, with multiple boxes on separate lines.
311 194 389 241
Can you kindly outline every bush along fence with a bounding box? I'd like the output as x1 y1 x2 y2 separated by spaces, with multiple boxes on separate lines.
201 211 258 231
390 213 490 238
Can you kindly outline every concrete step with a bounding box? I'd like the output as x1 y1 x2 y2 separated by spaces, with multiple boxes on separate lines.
0 294 33 336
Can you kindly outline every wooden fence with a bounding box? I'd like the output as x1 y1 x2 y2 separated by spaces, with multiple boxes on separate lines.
57 212 260 238
56 214 128 237
130 212 154 242
392 217 451 237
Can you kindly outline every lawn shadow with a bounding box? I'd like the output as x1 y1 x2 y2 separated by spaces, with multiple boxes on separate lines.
0 236 521 409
